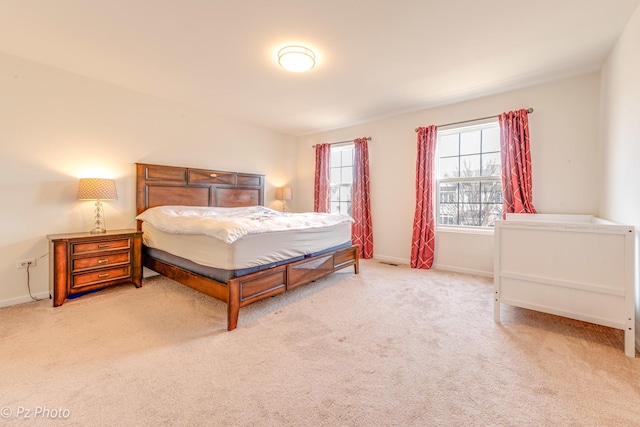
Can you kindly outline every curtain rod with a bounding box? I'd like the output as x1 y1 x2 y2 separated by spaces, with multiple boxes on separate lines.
414 108 534 132
312 136 371 148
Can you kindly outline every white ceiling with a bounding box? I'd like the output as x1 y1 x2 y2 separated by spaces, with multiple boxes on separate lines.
1 0 639 136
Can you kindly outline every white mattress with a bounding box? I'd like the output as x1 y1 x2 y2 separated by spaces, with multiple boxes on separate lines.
141 221 352 270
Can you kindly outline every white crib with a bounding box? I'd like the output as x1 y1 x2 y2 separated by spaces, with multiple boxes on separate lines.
494 213 636 357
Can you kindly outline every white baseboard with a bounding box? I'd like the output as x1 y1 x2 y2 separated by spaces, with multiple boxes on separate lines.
372 255 493 278
0 292 51 308
372 254 410 265
433 263 493 278
373 254 493 278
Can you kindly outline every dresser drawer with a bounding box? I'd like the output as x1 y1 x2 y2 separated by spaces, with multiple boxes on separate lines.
72 238 131 255
72 266 131 289
72 252 130 272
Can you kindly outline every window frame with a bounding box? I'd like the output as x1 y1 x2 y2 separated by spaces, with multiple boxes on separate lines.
329 143 355 216
436 120 503 230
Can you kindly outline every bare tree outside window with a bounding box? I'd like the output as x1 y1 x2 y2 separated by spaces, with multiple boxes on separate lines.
437 123 502 227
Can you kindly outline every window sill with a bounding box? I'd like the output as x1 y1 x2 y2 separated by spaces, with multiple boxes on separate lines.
436 226 495 236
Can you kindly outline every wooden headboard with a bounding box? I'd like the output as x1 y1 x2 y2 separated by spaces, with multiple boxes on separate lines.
136 163 265 218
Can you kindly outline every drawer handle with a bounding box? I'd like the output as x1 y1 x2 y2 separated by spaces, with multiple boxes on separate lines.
97 259 109 264
210 173 218 178
97 244 110 248
98 273 109 278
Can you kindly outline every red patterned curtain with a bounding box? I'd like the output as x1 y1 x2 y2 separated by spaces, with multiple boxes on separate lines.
352 137 373 259
410 125 438 269
498 109 537 216
314 143 331 213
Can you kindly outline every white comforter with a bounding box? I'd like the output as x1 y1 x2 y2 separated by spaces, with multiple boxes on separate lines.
136 205 353 244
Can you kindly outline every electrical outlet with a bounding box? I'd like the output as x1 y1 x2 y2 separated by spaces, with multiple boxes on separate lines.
16 258 37 269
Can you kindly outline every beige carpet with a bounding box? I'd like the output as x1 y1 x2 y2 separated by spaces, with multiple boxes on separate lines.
1 260 639 426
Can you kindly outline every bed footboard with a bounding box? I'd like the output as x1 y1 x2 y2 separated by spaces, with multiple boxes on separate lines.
226 245 359 330
145 245 359 331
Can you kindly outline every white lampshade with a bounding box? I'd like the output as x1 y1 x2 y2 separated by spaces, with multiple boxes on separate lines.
276 187 293 200
77 178 118 200
278 46 316 73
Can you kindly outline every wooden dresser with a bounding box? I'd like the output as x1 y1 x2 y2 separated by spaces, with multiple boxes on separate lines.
48 229 142 306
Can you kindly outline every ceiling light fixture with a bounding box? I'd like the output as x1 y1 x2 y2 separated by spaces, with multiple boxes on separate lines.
278 45 316 73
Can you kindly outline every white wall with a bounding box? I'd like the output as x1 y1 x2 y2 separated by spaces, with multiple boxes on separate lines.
297 73 601 276
0 52 297 306
599 4 640 350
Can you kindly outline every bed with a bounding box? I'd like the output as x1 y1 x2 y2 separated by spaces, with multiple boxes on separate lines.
135 162 359 331
494 213 636 357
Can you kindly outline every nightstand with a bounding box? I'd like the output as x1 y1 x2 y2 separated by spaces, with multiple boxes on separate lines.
47 229 142 306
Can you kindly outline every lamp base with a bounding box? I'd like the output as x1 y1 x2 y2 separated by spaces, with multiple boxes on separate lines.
90 200 107 234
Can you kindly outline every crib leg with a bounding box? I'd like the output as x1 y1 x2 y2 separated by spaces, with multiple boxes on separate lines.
624 318 636 358
494 290 501 323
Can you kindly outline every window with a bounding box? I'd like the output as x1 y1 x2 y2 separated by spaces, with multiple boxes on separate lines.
330 144 354 215
437 122 502 228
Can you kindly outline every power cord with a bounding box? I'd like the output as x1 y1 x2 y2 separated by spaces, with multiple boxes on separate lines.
25 262 44 301
25 252 51 302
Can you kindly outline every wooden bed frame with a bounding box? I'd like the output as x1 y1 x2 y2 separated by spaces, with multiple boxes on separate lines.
136 162 359 330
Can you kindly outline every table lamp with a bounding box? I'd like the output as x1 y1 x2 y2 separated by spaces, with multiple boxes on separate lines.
276 187 292 212
77 178 118 234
